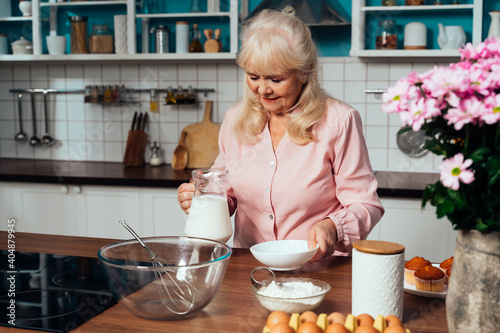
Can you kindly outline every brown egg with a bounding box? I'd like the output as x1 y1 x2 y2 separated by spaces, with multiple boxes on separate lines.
385 315 403 327
325 322 350 333
327 312 346 325
383 326 406 333
267 311 291 328
269 322 295 333
356 313 375 326
300 311 318 323
354 325 379 333
297 321 323 333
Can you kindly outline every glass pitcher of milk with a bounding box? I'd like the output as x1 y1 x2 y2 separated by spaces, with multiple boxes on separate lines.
184 168 233 243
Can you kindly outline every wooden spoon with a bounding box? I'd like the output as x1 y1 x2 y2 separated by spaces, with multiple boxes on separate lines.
214 28 222 52
203 28 219 53
172 131 188 170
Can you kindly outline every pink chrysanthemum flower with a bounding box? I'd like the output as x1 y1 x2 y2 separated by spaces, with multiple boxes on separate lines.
439 153 475 190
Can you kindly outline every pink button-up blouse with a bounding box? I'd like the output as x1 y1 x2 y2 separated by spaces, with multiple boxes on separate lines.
212 99 384 256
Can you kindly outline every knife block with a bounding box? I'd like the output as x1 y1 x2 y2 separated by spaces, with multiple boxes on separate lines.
123 130 148 167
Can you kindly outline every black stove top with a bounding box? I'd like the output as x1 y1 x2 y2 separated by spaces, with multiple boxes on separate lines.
0 250 116 332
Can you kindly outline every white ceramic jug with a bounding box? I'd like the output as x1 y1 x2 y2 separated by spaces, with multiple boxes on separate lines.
437 24 466 49
488 11 500 39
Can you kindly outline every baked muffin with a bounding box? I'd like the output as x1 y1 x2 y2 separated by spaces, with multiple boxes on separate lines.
404 256 431 285
439 257 453 284
414 265 445 292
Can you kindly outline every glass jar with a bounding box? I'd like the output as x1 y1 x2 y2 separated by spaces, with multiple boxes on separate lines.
376 20 398 50
69 16 88 54
89 25 113 54
405 0 424 5
382 0 396 6
184 169 233 243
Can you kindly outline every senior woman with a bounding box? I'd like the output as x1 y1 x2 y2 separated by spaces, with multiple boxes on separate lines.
178 9 384 261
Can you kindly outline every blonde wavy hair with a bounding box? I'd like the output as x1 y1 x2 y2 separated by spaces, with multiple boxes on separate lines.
235 9 330 145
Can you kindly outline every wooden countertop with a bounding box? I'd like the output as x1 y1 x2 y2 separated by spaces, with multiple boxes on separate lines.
0 158 439 198
0 232 448 333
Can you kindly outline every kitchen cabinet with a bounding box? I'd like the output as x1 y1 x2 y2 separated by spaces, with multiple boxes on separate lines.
368 197 457 262
0 182 188 240
350 0 483 58
0 0 238 62
3 182 87 236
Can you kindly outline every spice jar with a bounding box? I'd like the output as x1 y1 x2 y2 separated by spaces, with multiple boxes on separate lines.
89 24 113 53
376 20 398 50
405 0 424 5
69 16 88 54
382 0 396 6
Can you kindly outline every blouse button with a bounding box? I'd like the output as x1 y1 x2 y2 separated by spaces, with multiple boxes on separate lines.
265 187 270 193
270 161 275 167
269 215 274 220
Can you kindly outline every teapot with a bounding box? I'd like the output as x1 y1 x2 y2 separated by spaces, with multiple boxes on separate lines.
437 24 466 50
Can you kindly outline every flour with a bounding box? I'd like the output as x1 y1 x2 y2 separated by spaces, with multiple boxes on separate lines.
255 280 326 313
257 281 324 299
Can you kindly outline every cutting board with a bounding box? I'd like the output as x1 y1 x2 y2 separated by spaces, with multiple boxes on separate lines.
182 101 220 169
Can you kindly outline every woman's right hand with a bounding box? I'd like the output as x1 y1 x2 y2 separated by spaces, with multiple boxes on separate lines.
177 182 195 214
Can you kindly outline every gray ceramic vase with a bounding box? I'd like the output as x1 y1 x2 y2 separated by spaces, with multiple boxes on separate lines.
446 230 500 332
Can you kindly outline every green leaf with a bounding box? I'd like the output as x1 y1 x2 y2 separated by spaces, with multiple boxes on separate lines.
469 147 491 161
436 199 455 217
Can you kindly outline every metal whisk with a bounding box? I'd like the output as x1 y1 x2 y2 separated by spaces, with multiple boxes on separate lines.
119 220 197 315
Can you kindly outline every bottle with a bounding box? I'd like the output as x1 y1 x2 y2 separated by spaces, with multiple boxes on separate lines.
376 20 398 50
111 85 119 103
189 24 203 52
89 25 113 54
84 85 92 103
184 168 233 243
165 86 176 104
97 85 105 103
69 16 88 54
90 85 99 103
104 85 112 103
150 89 158 112
185 85 196 104
175 86 185 104
149 141 163 166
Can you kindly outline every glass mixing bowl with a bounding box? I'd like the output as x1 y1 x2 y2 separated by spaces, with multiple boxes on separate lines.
98 236 232 320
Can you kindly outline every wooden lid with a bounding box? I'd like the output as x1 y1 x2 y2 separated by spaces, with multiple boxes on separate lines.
353 240 405 255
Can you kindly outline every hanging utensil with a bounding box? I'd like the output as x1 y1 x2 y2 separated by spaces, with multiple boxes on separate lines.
119 220 197 315
396 127 429 158
29 92 41 147
42 90 55 146
14 93 27 142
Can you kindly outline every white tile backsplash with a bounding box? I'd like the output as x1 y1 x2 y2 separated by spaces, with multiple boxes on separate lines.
0 58 440 172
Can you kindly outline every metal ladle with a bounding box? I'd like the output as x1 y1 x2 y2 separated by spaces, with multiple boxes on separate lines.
14 93 27 142
29 92 41 147
42 90 55 146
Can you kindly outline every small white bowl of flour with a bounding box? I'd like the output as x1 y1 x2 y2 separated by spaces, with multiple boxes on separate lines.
251 277 331 313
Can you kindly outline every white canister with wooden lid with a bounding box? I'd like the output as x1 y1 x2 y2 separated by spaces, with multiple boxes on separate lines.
352 240 405 320
404 22 427 49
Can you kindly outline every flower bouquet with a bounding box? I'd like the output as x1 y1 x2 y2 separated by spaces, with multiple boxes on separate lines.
381 37 500 232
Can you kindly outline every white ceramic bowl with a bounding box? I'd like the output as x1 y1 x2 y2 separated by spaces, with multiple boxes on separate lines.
251 276 330 313
250 240 319 271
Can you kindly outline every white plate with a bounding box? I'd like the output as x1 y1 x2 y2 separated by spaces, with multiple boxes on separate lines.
404 264 447 299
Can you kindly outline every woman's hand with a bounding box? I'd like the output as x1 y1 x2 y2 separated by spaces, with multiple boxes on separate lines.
177 182 195 214
307 218 337 262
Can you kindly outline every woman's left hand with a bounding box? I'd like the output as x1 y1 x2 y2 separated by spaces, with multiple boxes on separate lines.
307 218 337 262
